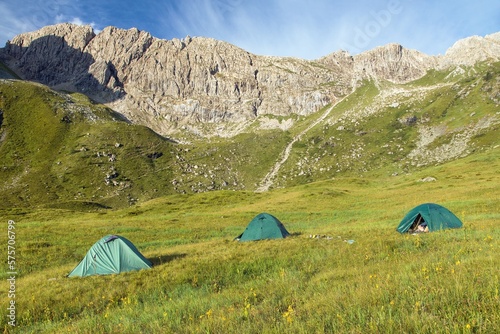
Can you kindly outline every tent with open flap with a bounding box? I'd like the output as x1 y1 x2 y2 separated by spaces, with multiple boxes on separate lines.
68 235 152 277
397 203 463 233
236 213 290 241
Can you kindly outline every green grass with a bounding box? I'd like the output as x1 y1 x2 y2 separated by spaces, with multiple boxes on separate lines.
0 146 498 333
170 129 292 193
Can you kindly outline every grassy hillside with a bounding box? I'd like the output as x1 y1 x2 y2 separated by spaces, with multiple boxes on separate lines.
273 62 500 188
0 146 498 333
0 80 293 206
0 80 179 209
168 130 292 193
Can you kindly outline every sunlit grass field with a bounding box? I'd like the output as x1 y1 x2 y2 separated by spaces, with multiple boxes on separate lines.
1 147 499 333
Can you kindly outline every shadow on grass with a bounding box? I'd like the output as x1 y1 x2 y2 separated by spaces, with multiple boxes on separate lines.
149 253 187 266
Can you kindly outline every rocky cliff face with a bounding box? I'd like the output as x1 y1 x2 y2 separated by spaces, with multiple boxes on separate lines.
351 43 437 84
1 24 498 137
439 32 500 68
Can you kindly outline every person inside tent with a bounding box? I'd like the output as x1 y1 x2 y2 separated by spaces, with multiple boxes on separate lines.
416 221 429 233
409 215 429 233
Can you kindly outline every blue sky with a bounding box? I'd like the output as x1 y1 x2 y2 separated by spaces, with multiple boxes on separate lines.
0 0 498 59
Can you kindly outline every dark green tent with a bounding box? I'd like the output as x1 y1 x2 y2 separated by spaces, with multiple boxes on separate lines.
397 203 463 233
237 213 290 241
68 235 152 277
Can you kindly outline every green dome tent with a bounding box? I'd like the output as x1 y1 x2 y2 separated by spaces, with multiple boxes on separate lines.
397 203 463 233
68 235 152 277
236 213 290 241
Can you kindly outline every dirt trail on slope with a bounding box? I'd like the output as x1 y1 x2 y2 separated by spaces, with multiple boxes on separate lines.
255 82 455 192
255 101 341 192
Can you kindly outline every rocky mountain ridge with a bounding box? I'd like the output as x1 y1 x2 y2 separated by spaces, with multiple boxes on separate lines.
1 23 498 138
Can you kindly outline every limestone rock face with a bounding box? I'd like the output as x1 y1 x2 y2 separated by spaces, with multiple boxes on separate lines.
438 32 500 68
351 44 438 84
1 23 498 137
3 24 96 87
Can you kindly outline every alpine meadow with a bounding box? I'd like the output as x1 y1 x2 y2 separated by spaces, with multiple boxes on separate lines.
0 24 499 333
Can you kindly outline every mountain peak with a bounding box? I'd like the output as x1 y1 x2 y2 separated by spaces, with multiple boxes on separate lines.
9 23 95 50
441 32 500 67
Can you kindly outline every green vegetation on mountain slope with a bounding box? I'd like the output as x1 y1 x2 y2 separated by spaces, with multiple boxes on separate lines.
0 80 177 208
272 62 499 188
0 79 296 208
163 61 499 192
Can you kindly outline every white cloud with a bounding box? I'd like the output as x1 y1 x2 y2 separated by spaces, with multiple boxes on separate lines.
69 17 85 26
54 15 98 31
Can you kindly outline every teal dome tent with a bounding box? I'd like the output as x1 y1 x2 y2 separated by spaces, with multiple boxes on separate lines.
236 213 290 241
68 235 152 277
397 203 463 233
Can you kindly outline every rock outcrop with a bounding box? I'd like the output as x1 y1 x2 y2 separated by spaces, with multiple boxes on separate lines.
351 43 437 84
1 24 498 137
439 32 500 68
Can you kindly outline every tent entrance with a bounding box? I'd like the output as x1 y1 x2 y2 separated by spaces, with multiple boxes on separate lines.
409 214 429 233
